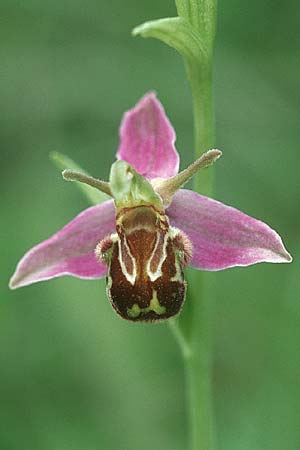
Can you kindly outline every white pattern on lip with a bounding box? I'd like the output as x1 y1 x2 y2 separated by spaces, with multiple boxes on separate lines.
146 230 169 282
117 234 137 286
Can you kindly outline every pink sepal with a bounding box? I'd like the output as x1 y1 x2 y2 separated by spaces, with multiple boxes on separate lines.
167 190 292 270
117 92 179 179
10 201 116 289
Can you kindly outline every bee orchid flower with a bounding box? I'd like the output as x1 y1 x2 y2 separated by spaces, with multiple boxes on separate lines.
9 93 292 321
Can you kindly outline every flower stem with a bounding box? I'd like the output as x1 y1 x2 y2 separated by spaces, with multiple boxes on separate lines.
187 63 215 195
175 64 216 446
176 4 217 450
183 271 216 450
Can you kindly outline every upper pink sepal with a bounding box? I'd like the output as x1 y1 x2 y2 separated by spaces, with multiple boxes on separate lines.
117 92 179 179
167 189 292 270
9 200 116 289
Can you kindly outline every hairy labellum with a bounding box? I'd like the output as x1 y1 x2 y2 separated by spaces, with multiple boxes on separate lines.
96 205 192 322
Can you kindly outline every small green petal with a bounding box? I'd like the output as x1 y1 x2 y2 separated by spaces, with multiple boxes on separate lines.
50 151 109 205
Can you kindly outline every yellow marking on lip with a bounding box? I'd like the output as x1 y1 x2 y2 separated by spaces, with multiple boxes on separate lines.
127 303 141 318
149 291 166 315
127 290 166 318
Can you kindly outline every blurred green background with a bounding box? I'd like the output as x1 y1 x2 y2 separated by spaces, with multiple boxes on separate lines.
1 1 299 449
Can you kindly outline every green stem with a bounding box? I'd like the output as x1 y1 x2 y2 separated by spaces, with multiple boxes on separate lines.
183 271 216 450
175 64 215 449
178 10 216 450
187 63 215 195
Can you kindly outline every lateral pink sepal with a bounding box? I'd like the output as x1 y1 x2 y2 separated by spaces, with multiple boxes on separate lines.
167 189 292 270
9 200 116 288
